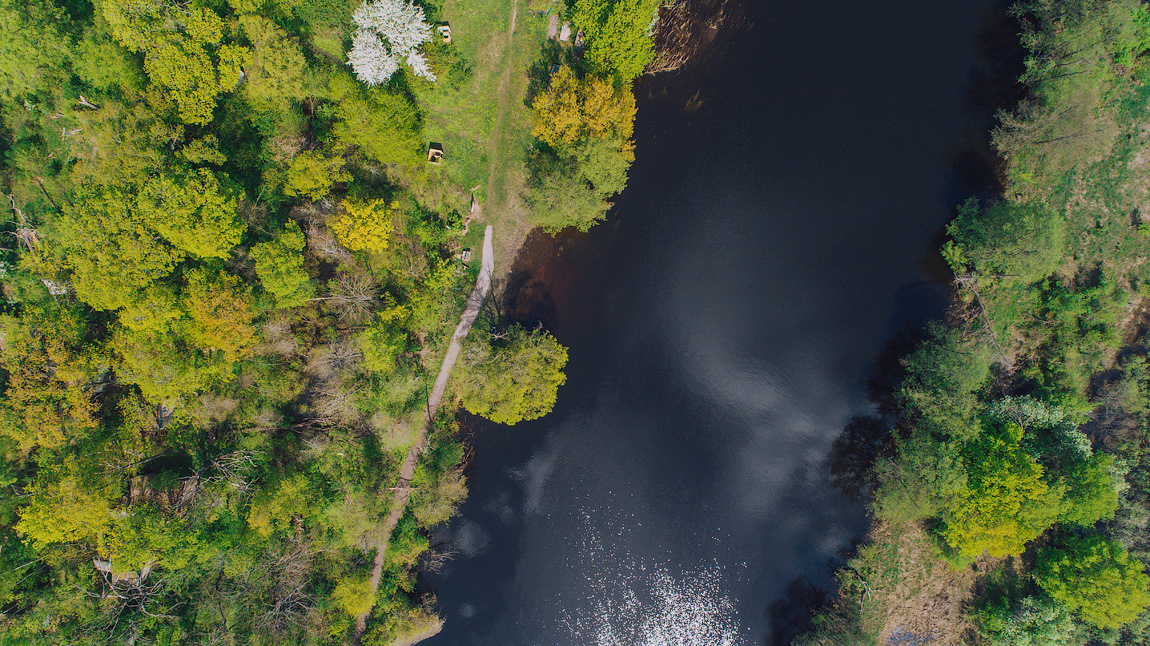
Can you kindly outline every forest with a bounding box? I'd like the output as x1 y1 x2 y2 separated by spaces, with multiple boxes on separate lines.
799 1 1150 645
0 0 656 643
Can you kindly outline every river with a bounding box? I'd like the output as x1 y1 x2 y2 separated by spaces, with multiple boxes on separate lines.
422 1 997 644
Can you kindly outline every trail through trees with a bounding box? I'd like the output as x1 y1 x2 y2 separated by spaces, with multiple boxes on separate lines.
354 224 494 641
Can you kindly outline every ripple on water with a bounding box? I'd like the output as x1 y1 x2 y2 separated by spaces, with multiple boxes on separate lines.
561 519 744 646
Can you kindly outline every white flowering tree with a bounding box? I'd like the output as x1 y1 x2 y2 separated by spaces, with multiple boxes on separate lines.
347 0 436 84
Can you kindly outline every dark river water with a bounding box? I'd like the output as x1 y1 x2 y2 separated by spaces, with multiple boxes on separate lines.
423 1 998 644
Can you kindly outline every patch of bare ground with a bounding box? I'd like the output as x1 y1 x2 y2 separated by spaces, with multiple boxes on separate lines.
490 178 533 281
860 522 980 646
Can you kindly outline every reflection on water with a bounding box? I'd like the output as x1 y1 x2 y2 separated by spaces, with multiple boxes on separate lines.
423 0 996 643
563 523 744 646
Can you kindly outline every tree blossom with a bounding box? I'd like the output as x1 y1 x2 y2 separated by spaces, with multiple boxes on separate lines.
347 0 436 84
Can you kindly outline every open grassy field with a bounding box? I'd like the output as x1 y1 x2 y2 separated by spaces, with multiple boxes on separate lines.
412 0 553 269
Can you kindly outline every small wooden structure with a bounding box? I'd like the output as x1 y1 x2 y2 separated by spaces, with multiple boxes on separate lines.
427 142 444 164
437 24 452 44
460 249 472 263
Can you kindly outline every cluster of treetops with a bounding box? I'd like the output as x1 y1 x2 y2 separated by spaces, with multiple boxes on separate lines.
0 0 659 642
799 1 1150 644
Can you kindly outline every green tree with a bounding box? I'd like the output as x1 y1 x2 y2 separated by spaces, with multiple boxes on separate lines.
1057 451 1121 526
333 89 423 166
0 0 74 98
977 595 1079 646
897 322 993 441
251 221 314 307
575 136 633 197
247 473 323 537
946 198 1066 283
525 163 611 232
455 326 569 425
104 507 198 573
138 169 245 259
284 150 351 200
996 0 1150 187
51 186 184 311
942 424 1063 558
571 0 661 80
73 28 143 92
875 434 968 523
1035 534 1150 629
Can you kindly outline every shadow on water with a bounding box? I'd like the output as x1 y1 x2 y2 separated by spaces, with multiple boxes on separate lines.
759 1 1027 638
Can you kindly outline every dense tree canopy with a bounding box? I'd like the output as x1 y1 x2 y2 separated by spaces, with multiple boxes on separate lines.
0 0 579 641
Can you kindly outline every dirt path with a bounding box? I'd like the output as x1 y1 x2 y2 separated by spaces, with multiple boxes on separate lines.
354 225 494 642
483 0 519 212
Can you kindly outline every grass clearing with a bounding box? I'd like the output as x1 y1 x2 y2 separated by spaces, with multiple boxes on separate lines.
412 0 551 269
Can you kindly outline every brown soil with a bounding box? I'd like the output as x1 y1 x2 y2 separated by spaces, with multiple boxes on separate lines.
864 523 981 646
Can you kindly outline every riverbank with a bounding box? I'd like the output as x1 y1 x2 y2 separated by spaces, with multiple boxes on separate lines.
795 2 1150 645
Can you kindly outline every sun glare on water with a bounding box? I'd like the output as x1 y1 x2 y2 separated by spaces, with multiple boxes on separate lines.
586 568 741 646
559 519 744 646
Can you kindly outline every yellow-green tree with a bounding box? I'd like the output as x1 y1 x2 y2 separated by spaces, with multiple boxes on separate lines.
1035 534 1150 629
112 326 232 406
138 169 245 259
118 284 182 333
238 15 307 112
332 199 393 253
455 326 569 425
531 67 636 151
285 150 351 201
942 424 1063 558
16 464 113 548
52 185 184 311
181 269 257 362
332 578 375 616
0 306 99 453
69 97 179 187
144 39 221 125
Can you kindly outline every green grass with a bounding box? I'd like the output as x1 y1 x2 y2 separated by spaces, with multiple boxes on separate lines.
411 0 548 216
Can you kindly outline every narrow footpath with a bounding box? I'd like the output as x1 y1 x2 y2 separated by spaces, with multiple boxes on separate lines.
354 224 494 642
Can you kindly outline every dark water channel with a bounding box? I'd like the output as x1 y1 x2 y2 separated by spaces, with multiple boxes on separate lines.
423 1 998 643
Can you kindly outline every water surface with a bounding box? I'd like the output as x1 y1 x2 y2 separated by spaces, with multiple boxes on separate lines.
424 1 993 643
